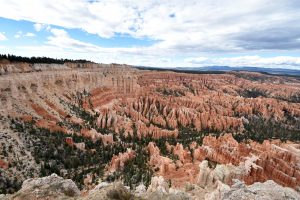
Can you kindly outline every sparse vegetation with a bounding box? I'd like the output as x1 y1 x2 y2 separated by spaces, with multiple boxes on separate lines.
10 119 127 190
156 87 185 97
233 116 300 143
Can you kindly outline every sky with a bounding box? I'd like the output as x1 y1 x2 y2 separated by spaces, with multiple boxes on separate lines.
0 0 300 69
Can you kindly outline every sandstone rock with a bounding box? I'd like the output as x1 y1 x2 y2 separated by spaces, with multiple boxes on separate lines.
134 183 146 197
3 172 300 200
193 134 300 189
197 160 237 188
145 191 191 200
107 148 135 173
198 160 212 188
82 182 132 200
145 176 192 199
147 176 170 194
6 174 80 200
204 181 230 200
80 129 113 145
90 182 110 192
220 179 300 200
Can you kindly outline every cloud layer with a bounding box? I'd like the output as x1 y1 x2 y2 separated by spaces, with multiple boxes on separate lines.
185 56 300 69
0 0 300 68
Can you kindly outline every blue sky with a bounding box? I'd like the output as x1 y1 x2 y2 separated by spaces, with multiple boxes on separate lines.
0 0 300 69
0 18 156 48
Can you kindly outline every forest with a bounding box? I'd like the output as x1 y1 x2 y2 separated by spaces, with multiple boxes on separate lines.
0 54 91 64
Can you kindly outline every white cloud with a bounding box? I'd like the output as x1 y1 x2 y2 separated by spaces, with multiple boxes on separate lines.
25 32 35 37
14 31 36 38
0 0 300 52
6 27 179 66
5 27 300 69
185 56 300 69
34 23 43 31
0 32 7 40
46 28 102 52
185 57 208 63
0 0 300 68
34 23 50 32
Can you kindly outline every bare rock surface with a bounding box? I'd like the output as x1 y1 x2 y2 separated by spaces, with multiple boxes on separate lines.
2 174 80 200
81 182 133 200
208 179 300 200
1 174 300 200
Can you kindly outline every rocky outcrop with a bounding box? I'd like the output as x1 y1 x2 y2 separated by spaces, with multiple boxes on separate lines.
144 176 192 200
197 158 260 188
191 134 300 189
107 148 136 173
0 64 139 118
81 181 133 200
145 133 300 189
80 129 113 145
84 178 190 200
207 179 300 200
2 174 80 200
2 173 300 200
147 142 199 187
147 176 170 194
147 142 176 175
1 176 134 200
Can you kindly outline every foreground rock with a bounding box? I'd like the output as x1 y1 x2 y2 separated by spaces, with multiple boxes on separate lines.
2 174 80 200
1 174 300 200
207 179 300 200
81 182 133 200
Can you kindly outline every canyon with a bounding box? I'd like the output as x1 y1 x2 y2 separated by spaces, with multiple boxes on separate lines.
0 60 300 199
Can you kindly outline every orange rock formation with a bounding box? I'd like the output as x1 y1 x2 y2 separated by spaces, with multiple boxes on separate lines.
107 148 136 173
1 63 300 190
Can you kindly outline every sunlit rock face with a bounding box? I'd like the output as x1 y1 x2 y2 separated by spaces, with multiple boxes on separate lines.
0 62 300 195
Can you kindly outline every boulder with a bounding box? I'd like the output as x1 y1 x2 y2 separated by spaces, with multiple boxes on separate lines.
217 179 300 200
5 174 80 200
